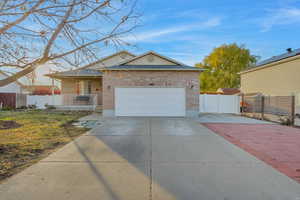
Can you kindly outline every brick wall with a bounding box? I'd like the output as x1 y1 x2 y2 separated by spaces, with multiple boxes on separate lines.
61 78 102 94
102 70 200 113
61 78 102 105
61 79 77 94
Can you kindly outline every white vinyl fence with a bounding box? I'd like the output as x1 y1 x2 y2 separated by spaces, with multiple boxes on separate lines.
27 95 62 109
199 94 240 114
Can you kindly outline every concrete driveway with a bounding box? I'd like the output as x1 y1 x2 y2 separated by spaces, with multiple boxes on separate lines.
1 117 300 200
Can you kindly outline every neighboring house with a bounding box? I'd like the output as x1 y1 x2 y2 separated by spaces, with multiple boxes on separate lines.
217 88 240 95
239 48 300 96
23 85 61 95
0 71 24 93
47 50 203 117
0 72 26 108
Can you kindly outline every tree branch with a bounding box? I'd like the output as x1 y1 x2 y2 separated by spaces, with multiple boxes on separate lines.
66 0 110 23
0 58 44 87
42 0 75 57
0 0 139 87
0 0 45 34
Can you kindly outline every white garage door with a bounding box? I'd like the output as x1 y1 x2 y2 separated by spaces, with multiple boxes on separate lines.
115 88 186 116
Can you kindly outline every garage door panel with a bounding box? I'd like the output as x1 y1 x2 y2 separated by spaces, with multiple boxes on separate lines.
115 88 185 116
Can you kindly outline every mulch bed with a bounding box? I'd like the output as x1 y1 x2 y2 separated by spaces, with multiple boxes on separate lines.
0 120 22 130
202 123 300 184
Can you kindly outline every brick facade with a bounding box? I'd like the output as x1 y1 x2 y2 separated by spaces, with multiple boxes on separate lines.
61 78 102 105
61 78 102 94
103 70 200 116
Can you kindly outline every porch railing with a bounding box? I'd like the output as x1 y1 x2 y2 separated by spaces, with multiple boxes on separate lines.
27 93 102 109
62 94 99 106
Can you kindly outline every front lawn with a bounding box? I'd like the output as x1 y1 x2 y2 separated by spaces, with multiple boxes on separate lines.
0 110 90 181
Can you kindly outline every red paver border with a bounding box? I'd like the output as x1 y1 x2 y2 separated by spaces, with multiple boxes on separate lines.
202 123 300 184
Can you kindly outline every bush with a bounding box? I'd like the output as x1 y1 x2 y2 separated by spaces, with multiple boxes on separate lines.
17 105 28 110
45 104 56 110
1 106 14 111
27 104 37 109
279 116 293 126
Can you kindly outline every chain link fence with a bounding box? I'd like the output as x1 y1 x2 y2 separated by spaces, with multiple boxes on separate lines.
241 94 295 125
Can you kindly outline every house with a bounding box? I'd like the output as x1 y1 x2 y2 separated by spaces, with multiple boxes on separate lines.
46 51 203 117
239 48 300 96
0 71 24 93
0 71 26 108
217 88 240 95
23 85 61 95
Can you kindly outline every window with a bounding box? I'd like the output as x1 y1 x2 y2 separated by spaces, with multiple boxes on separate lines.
78 80 92 95
87 81 92 94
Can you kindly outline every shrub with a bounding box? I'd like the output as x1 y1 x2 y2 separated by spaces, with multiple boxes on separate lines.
279 116 293 126
1 106 14 111
45 104 56 110
27 104 37 109
17 105 28 110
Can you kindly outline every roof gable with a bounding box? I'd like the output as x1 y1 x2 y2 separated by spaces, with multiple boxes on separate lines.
119 51 185 66
81 50 135 70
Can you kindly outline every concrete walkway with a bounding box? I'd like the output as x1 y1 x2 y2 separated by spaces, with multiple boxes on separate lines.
1 117 300 200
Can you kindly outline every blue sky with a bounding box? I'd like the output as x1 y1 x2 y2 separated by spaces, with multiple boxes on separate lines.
28 0 300 84
124 0 300 65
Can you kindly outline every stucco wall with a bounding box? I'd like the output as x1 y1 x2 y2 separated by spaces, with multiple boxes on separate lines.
102 71 200 116
126 54 177 65
240 58 300 96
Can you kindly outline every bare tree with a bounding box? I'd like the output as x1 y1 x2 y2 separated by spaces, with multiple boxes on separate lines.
0 0 139 86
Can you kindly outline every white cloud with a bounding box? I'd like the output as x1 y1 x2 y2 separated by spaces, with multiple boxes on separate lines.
202 18 221 27
123 17 221 43
261 7 300 31
125 26 190 42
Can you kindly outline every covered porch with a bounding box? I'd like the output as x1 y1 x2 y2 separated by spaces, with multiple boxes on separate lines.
46 69 103 111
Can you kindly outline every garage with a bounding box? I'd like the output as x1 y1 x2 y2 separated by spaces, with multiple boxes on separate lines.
115 88 186 116
101 51 203 117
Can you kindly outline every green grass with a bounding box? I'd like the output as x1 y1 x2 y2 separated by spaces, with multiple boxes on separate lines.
0 110 90 181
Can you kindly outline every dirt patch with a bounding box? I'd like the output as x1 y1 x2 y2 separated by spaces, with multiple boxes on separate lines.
0 120 22 130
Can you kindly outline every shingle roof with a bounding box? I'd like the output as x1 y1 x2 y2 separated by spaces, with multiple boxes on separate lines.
256 48 300 67
102 65 204 71
46 69 102 78
239 48 300 74
217 88 240 95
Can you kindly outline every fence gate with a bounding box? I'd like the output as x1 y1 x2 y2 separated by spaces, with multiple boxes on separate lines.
199 94 240 114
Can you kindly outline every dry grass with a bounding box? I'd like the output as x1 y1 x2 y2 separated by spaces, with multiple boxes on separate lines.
0 110 90 181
